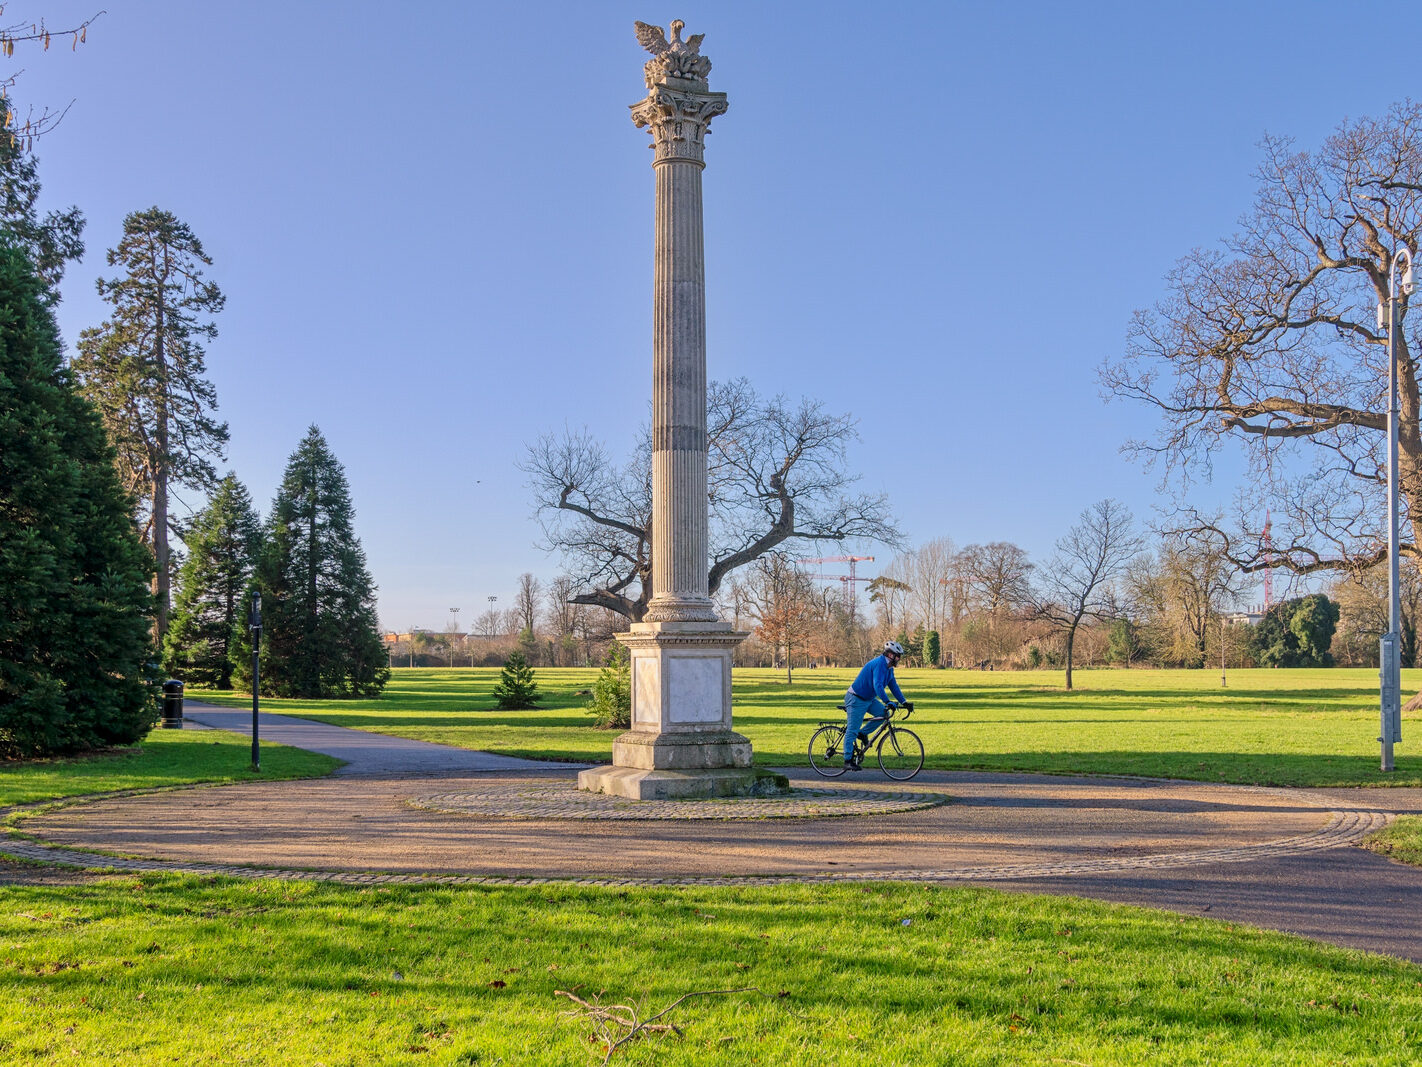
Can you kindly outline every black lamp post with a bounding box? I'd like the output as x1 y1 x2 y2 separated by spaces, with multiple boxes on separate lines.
250 589 261 772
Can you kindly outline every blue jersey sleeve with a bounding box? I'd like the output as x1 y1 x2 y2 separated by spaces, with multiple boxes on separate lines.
886 670 906 704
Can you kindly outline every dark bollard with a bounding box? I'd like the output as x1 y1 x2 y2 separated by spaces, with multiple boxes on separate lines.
161 678 184 728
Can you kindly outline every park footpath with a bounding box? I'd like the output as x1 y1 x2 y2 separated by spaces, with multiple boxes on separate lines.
7 702 1422 964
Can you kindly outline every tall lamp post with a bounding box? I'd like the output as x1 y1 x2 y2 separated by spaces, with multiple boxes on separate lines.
1380 247 1414 772
249 589 262 772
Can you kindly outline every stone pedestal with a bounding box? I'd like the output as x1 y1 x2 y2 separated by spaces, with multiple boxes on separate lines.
578 621 787 799
580 20 788 801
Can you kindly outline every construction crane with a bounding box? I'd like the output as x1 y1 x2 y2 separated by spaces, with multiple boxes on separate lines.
798 555 875 623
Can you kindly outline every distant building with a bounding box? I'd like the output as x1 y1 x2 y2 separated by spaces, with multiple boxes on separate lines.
383 630 467 645
1224 609 1264 626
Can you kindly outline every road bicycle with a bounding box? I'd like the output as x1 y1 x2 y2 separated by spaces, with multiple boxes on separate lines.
808 702 924 781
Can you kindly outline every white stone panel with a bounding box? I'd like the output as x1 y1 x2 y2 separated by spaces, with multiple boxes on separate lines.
665 655 724 724
633 655 661 727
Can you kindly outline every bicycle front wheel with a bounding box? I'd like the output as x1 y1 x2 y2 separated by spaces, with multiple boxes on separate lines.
877 727 924 780
808 725 849 778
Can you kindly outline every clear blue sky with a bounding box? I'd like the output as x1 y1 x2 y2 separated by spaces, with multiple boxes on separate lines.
14 1 1421 629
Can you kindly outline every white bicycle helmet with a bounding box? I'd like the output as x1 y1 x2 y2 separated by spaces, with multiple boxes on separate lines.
883 640 905 656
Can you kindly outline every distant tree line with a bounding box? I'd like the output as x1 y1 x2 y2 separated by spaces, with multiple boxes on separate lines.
714 511 1352 685
408 503 1367 687
385 572 630 670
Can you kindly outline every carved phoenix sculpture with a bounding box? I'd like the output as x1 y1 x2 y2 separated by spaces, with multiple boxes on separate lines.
634 19 711 88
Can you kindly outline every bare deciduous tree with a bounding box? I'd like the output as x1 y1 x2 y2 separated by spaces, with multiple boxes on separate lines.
1329 561 1422 667
524 378 900 621
960 542 1035 618
904 537 959 636
1128 529 1246 668
0 7 103 146
515 572 541 635
545 574 586 665
738 553 817 684
1101 102 1422 587
1033 500 1144 690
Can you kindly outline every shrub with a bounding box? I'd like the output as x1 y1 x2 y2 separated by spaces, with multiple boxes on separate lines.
587 644 631 729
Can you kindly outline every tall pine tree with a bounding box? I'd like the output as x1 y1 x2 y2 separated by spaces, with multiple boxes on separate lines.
254 426 388 698
162 474 261 689
0 244 156 756
71 208 227 643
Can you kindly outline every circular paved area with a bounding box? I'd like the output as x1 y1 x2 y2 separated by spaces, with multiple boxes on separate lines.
11 705 1422 961
10 770 1389 883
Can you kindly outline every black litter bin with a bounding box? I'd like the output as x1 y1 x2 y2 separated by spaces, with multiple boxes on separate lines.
161 679 184 728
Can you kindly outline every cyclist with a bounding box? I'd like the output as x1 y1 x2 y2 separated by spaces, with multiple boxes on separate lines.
843 640 912 770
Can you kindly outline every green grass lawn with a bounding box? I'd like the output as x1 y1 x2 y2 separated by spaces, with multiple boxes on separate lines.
4 875 1422 1066
1364 816 1422 868
189 666 1422 788
7 669 1422 1062
0 729 342 810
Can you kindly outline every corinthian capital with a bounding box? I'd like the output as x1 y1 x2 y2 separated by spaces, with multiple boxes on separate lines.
630 85 729 165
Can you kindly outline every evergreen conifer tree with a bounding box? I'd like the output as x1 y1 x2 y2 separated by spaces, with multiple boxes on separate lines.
0 94 84 298
162 474 261 689
492 650 540 709
253 426 388 698
72 208 228 643
923 629 941 669
0 244 156 756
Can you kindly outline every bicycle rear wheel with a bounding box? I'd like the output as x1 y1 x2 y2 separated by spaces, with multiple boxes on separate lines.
877 727 924 780
808 725 849 777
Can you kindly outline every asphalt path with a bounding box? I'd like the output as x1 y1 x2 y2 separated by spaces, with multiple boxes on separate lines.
11 703 1422 964
182 703 569 774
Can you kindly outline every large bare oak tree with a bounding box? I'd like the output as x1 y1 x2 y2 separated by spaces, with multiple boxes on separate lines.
524 378 900 621
1101 102 1422 588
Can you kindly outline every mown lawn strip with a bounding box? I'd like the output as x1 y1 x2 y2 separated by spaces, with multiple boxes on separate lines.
189 666 1422 787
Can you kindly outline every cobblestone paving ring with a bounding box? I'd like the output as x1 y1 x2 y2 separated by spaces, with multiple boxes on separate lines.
406 782 951 820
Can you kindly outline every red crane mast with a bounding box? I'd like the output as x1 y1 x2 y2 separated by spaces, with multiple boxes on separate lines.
798 555 875 622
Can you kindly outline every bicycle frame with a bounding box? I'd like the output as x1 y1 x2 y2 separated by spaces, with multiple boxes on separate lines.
809 703 923 780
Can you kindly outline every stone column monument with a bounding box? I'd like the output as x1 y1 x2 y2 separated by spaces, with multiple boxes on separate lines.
578 20 787 801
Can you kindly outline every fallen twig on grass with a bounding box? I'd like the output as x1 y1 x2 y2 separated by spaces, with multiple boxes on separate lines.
556 986 759 1064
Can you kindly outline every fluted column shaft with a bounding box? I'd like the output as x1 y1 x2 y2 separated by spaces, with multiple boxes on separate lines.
631 80 727 622
650 154 711 615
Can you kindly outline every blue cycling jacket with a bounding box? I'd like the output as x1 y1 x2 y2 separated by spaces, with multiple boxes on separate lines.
850 654 906 704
